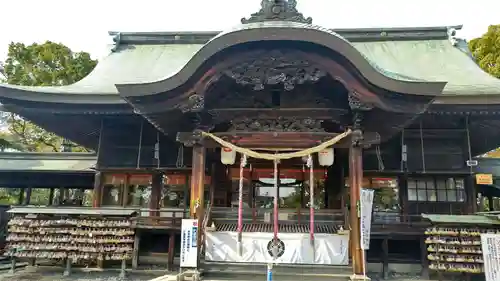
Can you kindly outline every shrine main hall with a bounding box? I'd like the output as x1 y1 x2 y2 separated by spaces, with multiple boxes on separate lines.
1 0 500 280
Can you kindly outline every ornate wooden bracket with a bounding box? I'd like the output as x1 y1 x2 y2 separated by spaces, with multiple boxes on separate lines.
348 91 374 111
176 130 204 147
176 94 205 113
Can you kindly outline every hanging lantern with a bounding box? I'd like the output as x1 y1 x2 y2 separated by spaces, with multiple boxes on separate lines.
221 147 236 165
318 148 334 166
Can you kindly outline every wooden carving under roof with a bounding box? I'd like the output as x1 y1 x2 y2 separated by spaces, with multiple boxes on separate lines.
223 50 326 91
204 84 346 109
229 116 324 132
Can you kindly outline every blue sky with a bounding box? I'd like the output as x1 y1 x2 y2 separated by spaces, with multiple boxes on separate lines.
0 0 498 60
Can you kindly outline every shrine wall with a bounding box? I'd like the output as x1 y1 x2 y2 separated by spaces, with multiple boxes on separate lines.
401 130 469 172
96 117 189 169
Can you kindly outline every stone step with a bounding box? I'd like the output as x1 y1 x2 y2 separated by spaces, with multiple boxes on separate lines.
201 262 352 281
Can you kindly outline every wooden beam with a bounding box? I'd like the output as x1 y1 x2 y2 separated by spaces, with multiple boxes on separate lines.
177 131 380 149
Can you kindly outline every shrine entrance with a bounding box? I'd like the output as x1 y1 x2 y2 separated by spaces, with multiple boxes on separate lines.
206 148 351 266
172 41 383 277
179 125 368 278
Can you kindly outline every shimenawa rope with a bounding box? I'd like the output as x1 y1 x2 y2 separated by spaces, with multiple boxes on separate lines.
200 129 352 160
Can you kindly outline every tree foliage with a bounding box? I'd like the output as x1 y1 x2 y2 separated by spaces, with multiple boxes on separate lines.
1 41 97 152
469 25 500 158
469 24 500 79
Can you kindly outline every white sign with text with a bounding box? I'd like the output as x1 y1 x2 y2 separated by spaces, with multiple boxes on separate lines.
481 233 500 281
360 189 374 250
180 219 199 268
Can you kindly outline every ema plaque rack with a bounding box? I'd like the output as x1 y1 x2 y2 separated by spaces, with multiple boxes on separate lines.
3 207 136 277
425 226 500 275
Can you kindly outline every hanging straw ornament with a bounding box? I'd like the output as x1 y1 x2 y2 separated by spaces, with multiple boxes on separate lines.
237 154 247 256
272 159 279 260
306 155 315 260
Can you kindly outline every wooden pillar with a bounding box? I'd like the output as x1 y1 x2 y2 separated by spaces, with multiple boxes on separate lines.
58 187 65 204
191 144 205 271
349 141 365 276
478 194 484 212
150 173 162 217
190 145 205 218
17 188 25 205
210 162 216 207
120 174 130 207
382 237 389 279
24 187 32 205
183 174 190 213
92 172 103 208
420 236 430 279
398 175 408 222
132 230 140 269
48 188 55 205
167 233 175 271
466 175 477 214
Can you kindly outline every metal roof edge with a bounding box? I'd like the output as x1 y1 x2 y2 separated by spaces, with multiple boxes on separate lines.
109 25 462 45
422 213 500 225
0 83 127 105
0 152 97 161
433 95 500 105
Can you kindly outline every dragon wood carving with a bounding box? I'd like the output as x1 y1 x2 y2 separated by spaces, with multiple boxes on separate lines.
229 116 324 132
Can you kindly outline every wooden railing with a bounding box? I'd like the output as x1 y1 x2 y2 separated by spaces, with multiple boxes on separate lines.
199 203 212 259
211 207 345 225
210 208 429 233
97 207 187 229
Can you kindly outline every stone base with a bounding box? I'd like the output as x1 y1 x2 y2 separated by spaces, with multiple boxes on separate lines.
350 274 370 281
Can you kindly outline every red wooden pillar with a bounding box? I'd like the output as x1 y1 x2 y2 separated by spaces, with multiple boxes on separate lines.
349 144 365 276
190 145 205 219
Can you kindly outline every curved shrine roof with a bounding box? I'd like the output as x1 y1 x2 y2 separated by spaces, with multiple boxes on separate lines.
0 23 499 105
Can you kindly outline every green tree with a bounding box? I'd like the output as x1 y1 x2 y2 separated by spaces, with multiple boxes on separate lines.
1 41 97 152
0 132 24 152
469 24 500 79
469 25 500 158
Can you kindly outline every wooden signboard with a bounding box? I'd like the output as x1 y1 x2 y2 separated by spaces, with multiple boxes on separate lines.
476 174 493 185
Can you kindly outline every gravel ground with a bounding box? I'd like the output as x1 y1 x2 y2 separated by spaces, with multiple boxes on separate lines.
0 267 432 281
0 266 174 281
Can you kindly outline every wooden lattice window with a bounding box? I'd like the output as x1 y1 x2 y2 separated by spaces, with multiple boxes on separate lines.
408 178 465 202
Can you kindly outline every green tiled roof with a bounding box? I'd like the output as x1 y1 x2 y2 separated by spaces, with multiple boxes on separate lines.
1 23 500 103
422 214 500 225
352 40 500 96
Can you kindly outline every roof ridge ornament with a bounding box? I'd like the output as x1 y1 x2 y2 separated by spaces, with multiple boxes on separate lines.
241 0 312 24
